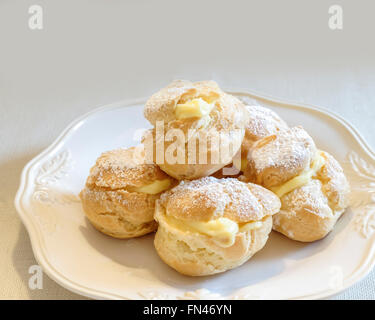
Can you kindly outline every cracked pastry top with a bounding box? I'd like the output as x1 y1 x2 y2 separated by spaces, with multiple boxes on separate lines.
143 80 247 180
153 176 281 276
243 126 350 242
79 145 176 239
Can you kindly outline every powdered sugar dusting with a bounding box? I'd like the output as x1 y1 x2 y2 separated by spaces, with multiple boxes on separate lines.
87 146 168 188
244 105 288 141
161 177 274 222
280 179 333 218
318 151 350 211
144 80 247 141
250 126 316 173
144 80 195 125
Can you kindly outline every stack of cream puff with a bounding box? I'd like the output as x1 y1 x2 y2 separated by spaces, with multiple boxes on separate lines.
79 80 350 276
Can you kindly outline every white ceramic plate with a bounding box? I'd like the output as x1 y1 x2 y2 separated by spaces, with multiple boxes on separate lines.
14 90 375 300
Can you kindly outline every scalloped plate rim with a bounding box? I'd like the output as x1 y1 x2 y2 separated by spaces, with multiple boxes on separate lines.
14 89 375 300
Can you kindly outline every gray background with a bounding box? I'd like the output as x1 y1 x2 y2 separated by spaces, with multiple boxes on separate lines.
0 0 374 299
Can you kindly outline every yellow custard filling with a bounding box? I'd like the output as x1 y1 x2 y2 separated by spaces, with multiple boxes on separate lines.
129 179 171 195
241 158 248 172
175 98 215 120
232 157 248 174
164 214 262 247
237 157 248 172
270 152 325 198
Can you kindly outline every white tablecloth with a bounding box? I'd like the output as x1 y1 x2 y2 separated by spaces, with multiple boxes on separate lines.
1 0 374 299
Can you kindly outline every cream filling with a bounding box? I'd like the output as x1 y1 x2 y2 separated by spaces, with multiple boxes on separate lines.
233 157 248 173
270 152 325 198
175 98 215 120
164 214 262 248
128 179 171 195
241 158 248 172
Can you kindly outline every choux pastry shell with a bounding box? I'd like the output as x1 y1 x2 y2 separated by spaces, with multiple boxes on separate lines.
153 177 281 276
80 146 176 239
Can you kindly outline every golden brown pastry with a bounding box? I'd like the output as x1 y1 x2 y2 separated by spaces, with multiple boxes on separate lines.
143 80 247 180
79 146 176 239
243 126 350 242
243 126 317 188
272 151 350 242
153 177 281 276
212 104 288 178
242 104 289 153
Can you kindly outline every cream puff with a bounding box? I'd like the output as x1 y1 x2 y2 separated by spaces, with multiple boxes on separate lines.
143 80 247 180
243 126 350 242
79 146 176 239
272 151 350 242
153 177 281 276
